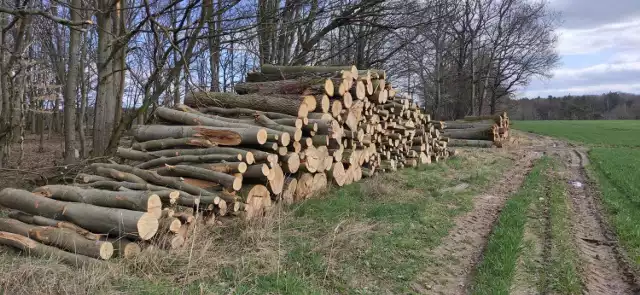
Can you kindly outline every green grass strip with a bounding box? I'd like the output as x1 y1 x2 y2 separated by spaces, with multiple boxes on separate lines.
471 157 550 295
547 169 582 294
589 147 640 265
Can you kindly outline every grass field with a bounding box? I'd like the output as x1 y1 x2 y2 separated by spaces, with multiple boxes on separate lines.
514 120 640 147
0 150 512 294
515 120 640 269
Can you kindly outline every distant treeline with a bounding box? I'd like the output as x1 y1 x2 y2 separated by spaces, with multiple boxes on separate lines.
508 92 640 120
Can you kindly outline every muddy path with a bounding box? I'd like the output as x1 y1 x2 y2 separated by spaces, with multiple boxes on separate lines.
412 142 543 294
564 148 640 294
414 131 640 294
519 132 640 294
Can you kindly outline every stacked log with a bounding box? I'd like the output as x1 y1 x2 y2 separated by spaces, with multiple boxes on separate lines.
0 64 450 266
441 112 510 147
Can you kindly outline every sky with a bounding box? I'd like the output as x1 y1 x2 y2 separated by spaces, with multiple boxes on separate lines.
520 0 640 98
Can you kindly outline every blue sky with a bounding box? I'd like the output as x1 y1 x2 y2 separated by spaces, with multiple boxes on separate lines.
520 0 640 98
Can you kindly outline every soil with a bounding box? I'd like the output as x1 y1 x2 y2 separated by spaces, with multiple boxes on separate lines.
412 140 542 294
414 131 640 294
565 148 640 294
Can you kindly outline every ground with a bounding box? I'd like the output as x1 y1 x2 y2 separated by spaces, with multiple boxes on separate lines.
0 122 639 294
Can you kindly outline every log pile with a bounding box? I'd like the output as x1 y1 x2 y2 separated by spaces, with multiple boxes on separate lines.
441 112 510 147
0 65 451 267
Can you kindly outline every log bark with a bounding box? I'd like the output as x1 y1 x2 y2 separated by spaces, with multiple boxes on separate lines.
0 188 159 240
133 137 215 151
95 167 147 184
149 147 255 164
234 78 332 97
7 211 102 241
0 231 102 268
243 164 271 180
156 165 243 191
198 106 295 119
136 154 242 170
255 114 302 142
90 163 215 197
155 107 255 128
132 125 268 146
76 174 112 183
0 218 114 260
441 120 495 129
192 162 248 174
33 185 162 218
447 139 495 148
442 127 494 140
116 147 155 162
185 92 309 118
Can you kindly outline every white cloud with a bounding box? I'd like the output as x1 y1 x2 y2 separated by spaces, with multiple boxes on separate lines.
556 18 640 55
553 61 640 78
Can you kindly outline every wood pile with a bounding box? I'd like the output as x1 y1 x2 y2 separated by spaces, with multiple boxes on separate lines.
441 112 510 147
0 65 451 267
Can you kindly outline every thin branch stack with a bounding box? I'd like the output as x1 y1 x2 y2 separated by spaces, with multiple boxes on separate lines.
441 112 510 147
0 64 451 267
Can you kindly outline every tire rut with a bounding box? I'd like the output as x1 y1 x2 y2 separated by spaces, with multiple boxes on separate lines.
566 148 640 295
412 150 541 294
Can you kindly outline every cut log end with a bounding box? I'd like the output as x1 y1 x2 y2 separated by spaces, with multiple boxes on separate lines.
100 242 115 260
256 129 268 145
147 194 163 219
137 213 160 240
245 152 255 165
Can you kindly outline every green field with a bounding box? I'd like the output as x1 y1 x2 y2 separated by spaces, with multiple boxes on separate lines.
514 120 640 146
515 120 640 268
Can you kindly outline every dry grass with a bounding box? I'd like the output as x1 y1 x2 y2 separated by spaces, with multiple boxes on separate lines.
0 145 515 294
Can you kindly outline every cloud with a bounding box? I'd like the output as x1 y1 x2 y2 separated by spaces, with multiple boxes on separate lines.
556 18 640 55
521 7 640 98
549 0 640 29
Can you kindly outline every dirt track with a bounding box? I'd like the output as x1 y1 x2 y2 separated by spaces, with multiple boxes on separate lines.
414 131 639 294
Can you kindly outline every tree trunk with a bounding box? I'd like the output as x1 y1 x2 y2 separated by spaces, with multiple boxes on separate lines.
184 92 309 118
447 139 495 147
90 163 216 197
8 211 102 241
149 146 255 163
136 154 242 170
442 127 494 140
0 231 101 268
0 218 113 260
33 185 162 218
78 31 88 159
132 137 215 151
156 165 243 191
63 0 81 164
131 125 268 146
93 3 116 156
0 188 159 240
234 78 332 96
